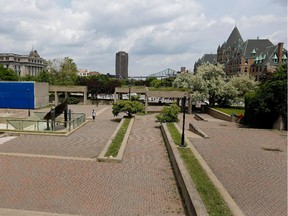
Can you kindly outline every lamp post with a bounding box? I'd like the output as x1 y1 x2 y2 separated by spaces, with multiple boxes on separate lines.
180 96 186 147
27 89 30 117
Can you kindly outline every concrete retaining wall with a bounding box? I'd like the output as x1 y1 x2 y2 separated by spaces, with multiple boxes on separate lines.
206 107 232 122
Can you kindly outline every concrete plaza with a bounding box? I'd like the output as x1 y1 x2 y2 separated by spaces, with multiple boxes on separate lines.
0 105 287 216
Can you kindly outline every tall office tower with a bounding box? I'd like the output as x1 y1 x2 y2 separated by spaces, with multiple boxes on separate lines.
115 51 128 79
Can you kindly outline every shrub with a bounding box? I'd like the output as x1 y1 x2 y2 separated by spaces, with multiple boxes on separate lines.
156 104 180 123
67 97 80 104
112 100 145 117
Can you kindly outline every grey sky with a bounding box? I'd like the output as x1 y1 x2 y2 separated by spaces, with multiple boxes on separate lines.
0 0 286 76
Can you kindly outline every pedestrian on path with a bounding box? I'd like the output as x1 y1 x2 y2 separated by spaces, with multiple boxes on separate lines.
92 109 96 122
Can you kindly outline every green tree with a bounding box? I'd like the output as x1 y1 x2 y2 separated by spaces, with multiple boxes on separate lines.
35 70 54 83
55 57 78 85
244 64 287 129
150 79 161 88
155 104 180 123
229 73 258 103
20 74 36 81
145 76 158 87
45 57 77 85
173 64 258 106
197 64 227 106
77 75 121 102
112 100 145 117
160 77 175 87
0 64 19 81
173 65 226 104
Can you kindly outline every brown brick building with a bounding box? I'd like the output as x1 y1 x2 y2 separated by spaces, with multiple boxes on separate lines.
195 27 287 80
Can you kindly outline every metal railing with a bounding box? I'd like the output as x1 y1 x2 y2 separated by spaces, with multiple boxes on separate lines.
4 112 86 134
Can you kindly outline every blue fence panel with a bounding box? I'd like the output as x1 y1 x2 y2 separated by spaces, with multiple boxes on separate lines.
0 82 35 109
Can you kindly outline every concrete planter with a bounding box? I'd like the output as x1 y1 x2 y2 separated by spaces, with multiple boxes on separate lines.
98 117 134 162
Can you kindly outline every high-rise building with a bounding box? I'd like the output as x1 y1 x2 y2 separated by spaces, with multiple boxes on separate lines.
115 51 128 79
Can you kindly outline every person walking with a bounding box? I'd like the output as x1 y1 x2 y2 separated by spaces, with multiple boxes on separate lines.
92 109 96 122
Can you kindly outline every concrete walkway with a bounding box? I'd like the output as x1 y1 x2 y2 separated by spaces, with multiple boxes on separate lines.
0 105 185 216
178 113 287 216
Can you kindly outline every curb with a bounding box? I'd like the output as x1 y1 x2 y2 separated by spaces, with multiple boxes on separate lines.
98 117 134 162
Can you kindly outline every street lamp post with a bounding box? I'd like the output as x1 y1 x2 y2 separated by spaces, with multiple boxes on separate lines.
180 96 186 147
27 89 30 117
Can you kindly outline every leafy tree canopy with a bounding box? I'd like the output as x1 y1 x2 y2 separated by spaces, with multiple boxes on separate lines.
155 104 180 123
0 64 19 81
244 63 287 129
77 75 121 99
173 63 258 106
112 100 145 117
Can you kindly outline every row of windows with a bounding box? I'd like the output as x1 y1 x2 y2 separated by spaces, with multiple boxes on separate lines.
0 57 43 64
251 66 267 73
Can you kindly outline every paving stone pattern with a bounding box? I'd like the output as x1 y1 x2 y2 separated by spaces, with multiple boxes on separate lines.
0 106 186 216
180 113 287 216
0 106 122 158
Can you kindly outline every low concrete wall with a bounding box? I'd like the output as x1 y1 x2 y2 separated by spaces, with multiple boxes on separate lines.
161 123 208 216
206 107 232 122
189 123 209 139
34 82 49 108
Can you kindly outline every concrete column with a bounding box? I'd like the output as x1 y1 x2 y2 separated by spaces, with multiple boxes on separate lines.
177 98 180 106
84 90 87 105
188 96 192 114
54 91 59 105
145 93 148 114
114 92 117 103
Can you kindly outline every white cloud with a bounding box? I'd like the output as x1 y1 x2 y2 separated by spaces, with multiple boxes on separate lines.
0 0 286 75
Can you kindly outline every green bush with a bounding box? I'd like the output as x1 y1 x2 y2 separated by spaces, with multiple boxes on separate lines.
112 100 145 117
244 63 287 129
156 104 180 123
67 97 80 104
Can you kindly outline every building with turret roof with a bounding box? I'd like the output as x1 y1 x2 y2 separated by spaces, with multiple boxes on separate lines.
195 27 287 80
194 54 217 74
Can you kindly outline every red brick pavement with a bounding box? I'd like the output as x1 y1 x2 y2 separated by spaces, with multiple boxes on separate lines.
0 106 123 158
179 113 287 216
0 106 185 215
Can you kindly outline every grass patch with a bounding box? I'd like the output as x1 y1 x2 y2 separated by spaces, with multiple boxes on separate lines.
166 123 233 216
167 123 184 146
105 118 131 157
214 107 244 116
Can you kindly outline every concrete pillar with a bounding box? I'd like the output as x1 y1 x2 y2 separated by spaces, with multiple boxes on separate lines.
84 90 87 105
177 98 180 106
114 92 117 103
54 91 59 105
188 96 192 114
145 93 148 114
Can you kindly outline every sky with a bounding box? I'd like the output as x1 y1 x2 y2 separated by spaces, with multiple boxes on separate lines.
0 0 287 76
